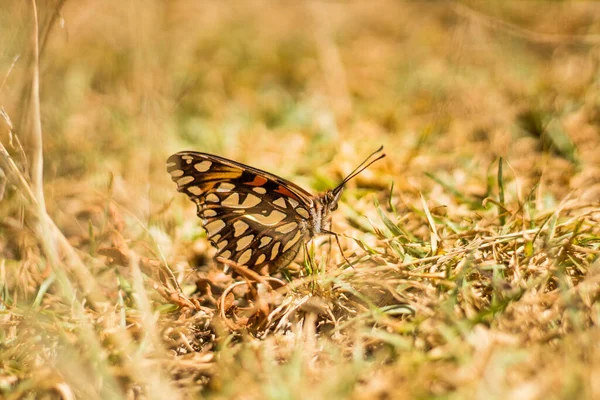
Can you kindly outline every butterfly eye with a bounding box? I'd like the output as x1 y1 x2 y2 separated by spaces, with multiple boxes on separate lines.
331 203 338 211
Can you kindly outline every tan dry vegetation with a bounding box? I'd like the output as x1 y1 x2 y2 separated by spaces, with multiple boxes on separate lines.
1 1 600 399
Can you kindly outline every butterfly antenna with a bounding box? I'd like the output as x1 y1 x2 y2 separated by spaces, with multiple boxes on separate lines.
333 145 385 194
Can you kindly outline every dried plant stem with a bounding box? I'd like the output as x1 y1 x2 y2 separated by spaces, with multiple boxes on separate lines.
26 0 78 302
2 3 177 396
0 142 177 397
129 253 183 400
29 0 45 214
24 2 96 301
28 0 63 287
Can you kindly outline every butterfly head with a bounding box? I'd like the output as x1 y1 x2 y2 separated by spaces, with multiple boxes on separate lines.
317 146 385 230
321 187 343 212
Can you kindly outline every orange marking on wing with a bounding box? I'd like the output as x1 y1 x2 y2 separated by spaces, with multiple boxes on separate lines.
245 175 268 186
275 185 296 198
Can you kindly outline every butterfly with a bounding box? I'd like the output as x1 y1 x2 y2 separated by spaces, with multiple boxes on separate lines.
166 146 385 275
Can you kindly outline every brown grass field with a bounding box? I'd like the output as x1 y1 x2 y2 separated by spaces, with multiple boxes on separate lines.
2 1 600 399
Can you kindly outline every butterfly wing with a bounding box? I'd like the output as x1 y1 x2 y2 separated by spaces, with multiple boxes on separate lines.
167 151 314 273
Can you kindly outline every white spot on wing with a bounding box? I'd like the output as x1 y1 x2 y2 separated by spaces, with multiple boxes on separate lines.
203 209 217 217
206 193 220 203
217 182 235 192
295 207 309 219
288 198 299 208
270 242 281 260
222 193 262 208
177 176 195 185
233 220 249 237
276 221 298 234
222 193 241 207
194 161 212 172
170 169 184 177
259 236 272 248
242 194 261 207
273 198 287 208
188 186 202 195
217 240 228 250
253 187 267 194
283 230 303 252
236 234 255 251
205 220 225 237
244 210 286 225
220 250 232 259
255 254 266 265
238 249 252 265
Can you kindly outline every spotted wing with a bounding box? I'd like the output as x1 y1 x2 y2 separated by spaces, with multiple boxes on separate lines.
167 151 314 273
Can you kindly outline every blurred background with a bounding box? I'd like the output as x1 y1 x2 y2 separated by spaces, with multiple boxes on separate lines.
3 0 599 214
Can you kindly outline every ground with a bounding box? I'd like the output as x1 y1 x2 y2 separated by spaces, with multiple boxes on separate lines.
1 1 600 399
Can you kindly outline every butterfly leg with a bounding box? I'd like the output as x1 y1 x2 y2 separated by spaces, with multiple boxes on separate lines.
322 230 353 268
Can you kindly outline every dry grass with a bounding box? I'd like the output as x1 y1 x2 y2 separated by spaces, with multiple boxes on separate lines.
2 1 600 399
